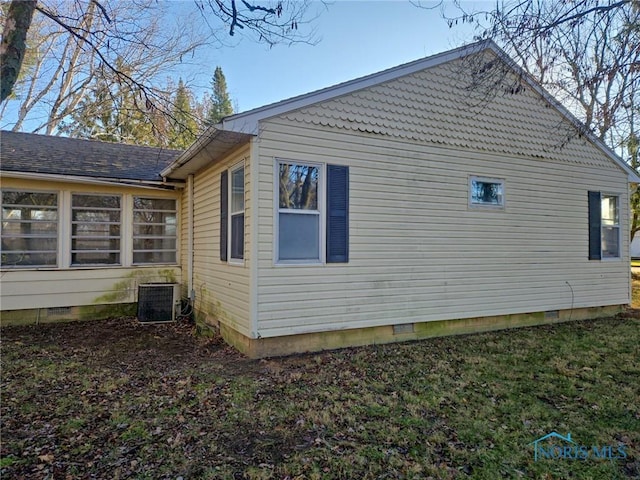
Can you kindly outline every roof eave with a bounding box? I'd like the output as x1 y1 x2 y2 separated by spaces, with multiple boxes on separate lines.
160 127 253 179
0 170 184 189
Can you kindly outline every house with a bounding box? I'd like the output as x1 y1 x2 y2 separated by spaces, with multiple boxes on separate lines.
2 40 637 357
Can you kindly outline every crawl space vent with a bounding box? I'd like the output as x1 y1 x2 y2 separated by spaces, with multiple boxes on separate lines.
137 283 177 323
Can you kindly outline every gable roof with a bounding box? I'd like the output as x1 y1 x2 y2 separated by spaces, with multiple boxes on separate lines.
162 39 639 182
1 130 182 185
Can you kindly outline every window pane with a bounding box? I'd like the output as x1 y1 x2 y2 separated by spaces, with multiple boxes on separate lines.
231 213 244 259
279 163 318 210
133 197 177 265
133 197 176 211
72 251 120 264
133 251 176 264
601 195 619 225
231 167 244 213
279 212 320 261
471 179 503 205
72 195 120 209
602 226 619 258
133 238 177 250
71 194 121 265
1 191 58 267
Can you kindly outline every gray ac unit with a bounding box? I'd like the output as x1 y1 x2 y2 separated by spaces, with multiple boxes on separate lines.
137 283 179 323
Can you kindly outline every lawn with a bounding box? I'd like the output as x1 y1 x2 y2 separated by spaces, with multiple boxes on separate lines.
2 314 639 479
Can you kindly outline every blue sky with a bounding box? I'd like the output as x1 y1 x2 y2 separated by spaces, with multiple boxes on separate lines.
169 0 485 112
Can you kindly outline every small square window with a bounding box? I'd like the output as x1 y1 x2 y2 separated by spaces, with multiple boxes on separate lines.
469 176 504 207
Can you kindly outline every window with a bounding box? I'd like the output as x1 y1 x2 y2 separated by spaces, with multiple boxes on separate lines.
601 194 620 258
275 160 349 264
230 165 245 260
71 194 121 265
588 191 620 260
278 161 321 262
470 176 504 207
133 197 177 264
1 191 58 267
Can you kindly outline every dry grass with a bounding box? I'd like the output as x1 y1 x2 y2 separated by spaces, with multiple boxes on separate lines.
2 314 639 479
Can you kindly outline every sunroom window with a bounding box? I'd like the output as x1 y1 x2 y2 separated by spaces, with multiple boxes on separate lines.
1 191 58 267
133 197 177 264
71 194 121 265
278 162 321 262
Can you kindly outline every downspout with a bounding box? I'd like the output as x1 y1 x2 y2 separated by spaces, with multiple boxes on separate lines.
187 174 195 303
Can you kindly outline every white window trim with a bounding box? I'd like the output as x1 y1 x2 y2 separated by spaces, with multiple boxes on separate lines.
600 192 621 261
468 175 505 209
229 161 246 265
274 158 325 266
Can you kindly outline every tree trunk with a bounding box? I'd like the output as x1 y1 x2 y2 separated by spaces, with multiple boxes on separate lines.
0 0 37 102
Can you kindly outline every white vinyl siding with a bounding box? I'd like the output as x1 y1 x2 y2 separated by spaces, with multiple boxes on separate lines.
253 115 629 338
191 145 251 336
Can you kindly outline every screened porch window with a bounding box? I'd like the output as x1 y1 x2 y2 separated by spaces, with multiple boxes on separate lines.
71 194 121 265
133 197 177 264
1 191 58 267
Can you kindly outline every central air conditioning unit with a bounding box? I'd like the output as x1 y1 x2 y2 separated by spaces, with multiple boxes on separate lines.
137 283 180 323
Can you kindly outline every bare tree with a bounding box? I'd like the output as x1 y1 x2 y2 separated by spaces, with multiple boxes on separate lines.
1 0 316 134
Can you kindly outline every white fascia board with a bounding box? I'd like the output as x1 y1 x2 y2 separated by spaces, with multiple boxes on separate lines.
220 40 491 135
0 170 184 189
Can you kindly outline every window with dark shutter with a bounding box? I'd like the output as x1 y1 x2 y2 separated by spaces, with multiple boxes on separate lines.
588 191 601 260
220 170 228 261
326 165 349 263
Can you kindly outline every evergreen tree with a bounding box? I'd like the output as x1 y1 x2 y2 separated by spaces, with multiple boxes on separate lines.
206 66 233 126
168 79 199 149
59 58 159 146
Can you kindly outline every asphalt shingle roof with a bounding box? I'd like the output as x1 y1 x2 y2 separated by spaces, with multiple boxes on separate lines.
0 131 182 182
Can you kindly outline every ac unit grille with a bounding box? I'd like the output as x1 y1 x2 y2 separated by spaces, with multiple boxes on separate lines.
137 284 176 323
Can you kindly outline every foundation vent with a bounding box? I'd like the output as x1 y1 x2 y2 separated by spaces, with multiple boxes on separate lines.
137 283 179 323
393 323 415 335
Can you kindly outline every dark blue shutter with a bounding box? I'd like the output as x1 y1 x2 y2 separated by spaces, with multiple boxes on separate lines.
220 171 228 261
588 191 601 260
327 165 349 263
